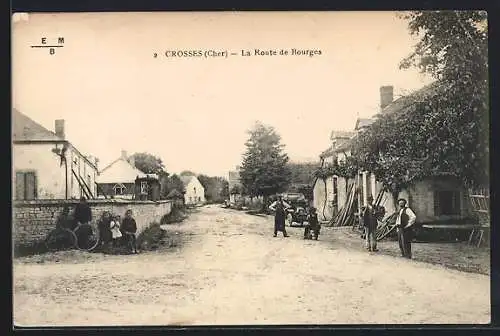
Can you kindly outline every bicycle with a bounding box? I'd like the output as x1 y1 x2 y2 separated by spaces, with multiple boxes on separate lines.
44 220 100 252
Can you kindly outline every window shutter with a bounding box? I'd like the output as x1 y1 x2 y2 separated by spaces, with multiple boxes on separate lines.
15 172 25 200
25 172 37 200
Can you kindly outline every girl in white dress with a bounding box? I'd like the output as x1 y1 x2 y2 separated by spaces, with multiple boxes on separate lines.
110 215 122 247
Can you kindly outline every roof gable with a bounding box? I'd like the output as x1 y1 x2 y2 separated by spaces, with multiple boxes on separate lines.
97 158 146 184
355 118 375 130
12 108 63 142
330 130 356 141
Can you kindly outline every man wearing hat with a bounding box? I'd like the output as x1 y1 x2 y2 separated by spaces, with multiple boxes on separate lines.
362 195 379 252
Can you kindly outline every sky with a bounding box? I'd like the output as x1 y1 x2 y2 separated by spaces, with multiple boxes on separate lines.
12 11 433 177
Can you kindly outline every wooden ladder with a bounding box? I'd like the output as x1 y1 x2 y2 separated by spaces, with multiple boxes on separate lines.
72 168 94 199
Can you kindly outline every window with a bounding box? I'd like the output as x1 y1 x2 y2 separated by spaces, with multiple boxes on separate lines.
113 183 126 195
140 181 148 194
198 197 201 202
434 190 461 216
15 171 37 200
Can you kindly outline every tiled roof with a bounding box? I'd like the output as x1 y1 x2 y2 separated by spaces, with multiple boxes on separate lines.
335 138 353 152
12 108 63 142
319 147 334 158
379 81 445 116
355 118 375 130
330 130 356 141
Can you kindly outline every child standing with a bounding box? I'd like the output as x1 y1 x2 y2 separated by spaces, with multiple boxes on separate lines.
110 215 122 247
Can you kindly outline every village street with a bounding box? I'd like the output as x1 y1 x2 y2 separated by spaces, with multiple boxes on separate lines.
14 205 490 326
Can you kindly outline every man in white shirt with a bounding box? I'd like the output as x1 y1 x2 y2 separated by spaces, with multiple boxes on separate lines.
395 198 417 259
269 196 291 237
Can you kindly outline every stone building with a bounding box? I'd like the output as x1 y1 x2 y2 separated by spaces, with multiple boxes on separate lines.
12 108 98 200
313 84 473 224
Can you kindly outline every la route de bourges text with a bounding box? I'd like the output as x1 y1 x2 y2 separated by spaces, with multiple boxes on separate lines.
153 48 322 59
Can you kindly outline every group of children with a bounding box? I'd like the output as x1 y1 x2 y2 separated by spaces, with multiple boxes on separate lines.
98 209 138 254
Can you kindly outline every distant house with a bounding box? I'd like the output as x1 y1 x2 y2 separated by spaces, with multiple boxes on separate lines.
313 84 473 224
96 150 159 200
12 108 99 200
180 175 205 205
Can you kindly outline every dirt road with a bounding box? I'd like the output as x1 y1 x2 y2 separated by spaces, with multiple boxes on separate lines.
13 205 490 326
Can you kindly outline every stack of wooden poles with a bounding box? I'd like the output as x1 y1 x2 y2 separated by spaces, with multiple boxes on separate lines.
329 183 357 227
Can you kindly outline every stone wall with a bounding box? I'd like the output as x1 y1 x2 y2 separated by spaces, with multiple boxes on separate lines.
12 199 172 250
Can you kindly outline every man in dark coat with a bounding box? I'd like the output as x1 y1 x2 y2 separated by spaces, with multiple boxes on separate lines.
98 211 113 247
120 209 138 253
269 196 291 237
74 196 92 225
362 195 379 252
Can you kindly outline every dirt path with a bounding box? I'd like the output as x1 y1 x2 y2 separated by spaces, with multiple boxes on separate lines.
13 205 490 326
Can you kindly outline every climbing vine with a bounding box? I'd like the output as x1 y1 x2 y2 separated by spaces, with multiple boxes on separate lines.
313 155 359 180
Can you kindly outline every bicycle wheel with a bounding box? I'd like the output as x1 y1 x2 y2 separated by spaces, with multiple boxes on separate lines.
44 228 77 252
376 223 396 241
74 222 100 251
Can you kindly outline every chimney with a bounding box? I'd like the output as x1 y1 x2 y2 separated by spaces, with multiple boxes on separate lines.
380 86 394 111
121 150 128 160
129 155 135 167
55 119 65 139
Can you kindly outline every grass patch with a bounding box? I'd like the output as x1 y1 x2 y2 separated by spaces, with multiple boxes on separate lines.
161 205 188 225
136 222 182 251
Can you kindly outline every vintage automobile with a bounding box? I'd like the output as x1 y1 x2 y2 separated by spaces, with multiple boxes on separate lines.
282 193 309 227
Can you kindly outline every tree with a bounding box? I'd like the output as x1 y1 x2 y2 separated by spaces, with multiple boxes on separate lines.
397 10 488 188
131 152 166 175
239 122 291 210
351 11 489 202
160 174 185 199
230 185 242 195
198 175 230 203
287 162 318 201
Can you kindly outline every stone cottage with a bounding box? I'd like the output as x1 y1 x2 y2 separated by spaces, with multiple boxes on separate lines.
12 108 98 200
96 150 159 200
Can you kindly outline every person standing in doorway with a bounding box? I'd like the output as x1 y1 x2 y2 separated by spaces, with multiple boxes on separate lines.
269 195 291 237
395 198 417 259
362 195 379 252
